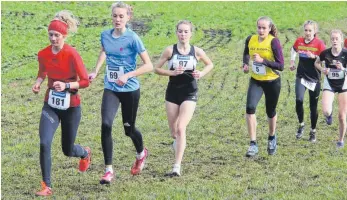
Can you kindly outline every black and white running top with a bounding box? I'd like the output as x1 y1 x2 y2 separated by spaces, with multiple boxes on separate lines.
320 48 347 89
168 44 198 85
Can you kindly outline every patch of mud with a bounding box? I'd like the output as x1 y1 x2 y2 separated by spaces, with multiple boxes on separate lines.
2 11 35 18
198 29 232 50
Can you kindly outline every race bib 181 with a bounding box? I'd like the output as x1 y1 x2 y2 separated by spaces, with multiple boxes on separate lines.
48 90 70 110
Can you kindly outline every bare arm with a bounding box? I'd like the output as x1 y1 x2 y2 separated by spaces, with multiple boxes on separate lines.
32 59 46 94
289 47 297 71
126 50 153 78
154 46 176 76
32 77 44 94
314 56 323 71
193 47 213 78
89 47 106 81
314 56 328 75
116 50 153 86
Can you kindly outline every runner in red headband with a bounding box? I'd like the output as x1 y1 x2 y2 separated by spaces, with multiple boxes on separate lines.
48 19 68 35
32 10 90 196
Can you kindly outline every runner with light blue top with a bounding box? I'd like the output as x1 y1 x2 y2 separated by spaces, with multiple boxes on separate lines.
89 1 153 184
101 28 145 92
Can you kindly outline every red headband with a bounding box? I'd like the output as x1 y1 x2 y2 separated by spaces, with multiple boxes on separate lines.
48 20 68 35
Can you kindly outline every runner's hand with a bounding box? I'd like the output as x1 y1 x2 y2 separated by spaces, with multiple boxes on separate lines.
88 72 97 82
253 53 264 63
306 51 316 59
116 74 129 86
174 66 185 76
323 68 329 75
243 64 249 74
32 82 41 94
192 70 202 79
53 81 66 92
336 61 343 70
290 65 296 71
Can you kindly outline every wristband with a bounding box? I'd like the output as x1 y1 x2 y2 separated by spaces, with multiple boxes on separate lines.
65 83 70 90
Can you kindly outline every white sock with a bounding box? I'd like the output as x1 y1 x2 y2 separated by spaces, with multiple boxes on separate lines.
300 122 305 127
311 129 316 132
173 164 181 173
136 150 145 160
105 166 113 174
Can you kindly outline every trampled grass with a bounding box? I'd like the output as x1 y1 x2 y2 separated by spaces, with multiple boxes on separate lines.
2 1 347 199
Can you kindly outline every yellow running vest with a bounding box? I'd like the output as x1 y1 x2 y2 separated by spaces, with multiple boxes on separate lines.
248 35 279 81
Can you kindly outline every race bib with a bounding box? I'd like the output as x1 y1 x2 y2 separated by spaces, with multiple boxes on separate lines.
107 65 125 82
173 55 195 70
300 78 316 91
48 90 70 110
252 62 266 75
328 69 345 80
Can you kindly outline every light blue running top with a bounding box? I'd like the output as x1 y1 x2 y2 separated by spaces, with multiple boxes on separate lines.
101 28 146 92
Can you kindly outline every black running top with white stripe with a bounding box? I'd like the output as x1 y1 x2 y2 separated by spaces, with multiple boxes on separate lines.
320 48 347 89
168 44 198 85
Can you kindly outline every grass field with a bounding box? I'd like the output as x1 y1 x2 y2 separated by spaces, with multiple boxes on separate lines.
2 1 347 199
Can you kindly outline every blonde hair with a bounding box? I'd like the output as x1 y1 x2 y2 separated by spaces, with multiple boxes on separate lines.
53 10 79 34
330 29 344 41
111 1 134 20
176 20 194 32
257 16 278 38
303 20 319 37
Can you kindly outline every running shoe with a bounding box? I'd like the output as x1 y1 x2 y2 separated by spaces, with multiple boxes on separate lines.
100 171 114 184
246 144 259 157
35 181 52 196
267 136 277 155
308 131 316 143
79 147 91 172
325 113 333 125
131 148 148 175
296 124 305 139
164 165 181 177
337 141 344 148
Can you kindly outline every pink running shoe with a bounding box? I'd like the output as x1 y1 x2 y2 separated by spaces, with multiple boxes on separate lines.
100 171 114 184
130 148 148 175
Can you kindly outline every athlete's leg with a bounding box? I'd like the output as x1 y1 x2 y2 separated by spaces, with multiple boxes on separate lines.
60 106 87 158
174 101 196 166
309 82 321 130
101 89 120 166
337 92 347 142
263 78 281 136
295 77 306 124
39 103 60 187
119 89 143 154
246 78 263 141
263 78 281 155
322 90 335 118
166 101 180 139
